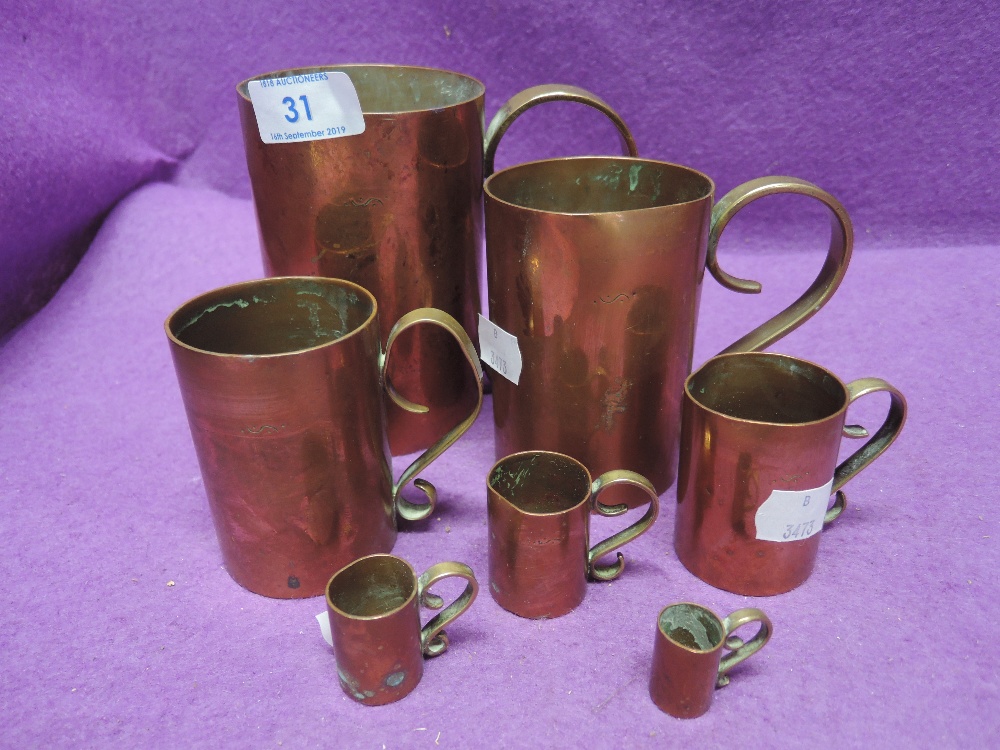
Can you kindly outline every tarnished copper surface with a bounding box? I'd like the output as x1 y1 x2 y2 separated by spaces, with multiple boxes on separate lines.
649 603 772 719
674 352 907 596
326 554 478 706
238 66 636 456
484 158 853 503
487 450 658 619
165 277 483 599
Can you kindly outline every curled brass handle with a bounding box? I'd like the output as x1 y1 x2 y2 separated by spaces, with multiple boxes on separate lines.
708 176 853 354
483 84 639 177
381 309 485 522
416 562 479 658
824 377 908 525
717 608 772 688
586 470 659 582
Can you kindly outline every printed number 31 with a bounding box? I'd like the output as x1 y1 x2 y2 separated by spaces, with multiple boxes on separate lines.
282 95 312 123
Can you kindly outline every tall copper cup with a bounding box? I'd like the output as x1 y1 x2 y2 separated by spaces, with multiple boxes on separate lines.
674 352 906 596
165 277 483 598
238 65 637 456
484 157 853 500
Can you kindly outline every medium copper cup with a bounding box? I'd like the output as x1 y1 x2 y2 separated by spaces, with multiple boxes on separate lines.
165 277 483 599
649 603 772 719
484 157 853 502
326 553 478 706
487 450 659 619
238 65 637 456
674 352 907 596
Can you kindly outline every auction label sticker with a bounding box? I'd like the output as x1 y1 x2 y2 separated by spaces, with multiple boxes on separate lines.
316 611 333 647
247 71 365 144
754 478 834 542
478 314 522 385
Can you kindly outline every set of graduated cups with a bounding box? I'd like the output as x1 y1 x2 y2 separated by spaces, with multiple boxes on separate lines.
164 64 907 717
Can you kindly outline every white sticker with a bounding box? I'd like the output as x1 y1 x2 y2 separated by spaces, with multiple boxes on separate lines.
754 479 834 542
478 314 522 385
316 611 333 647
247 72 365 145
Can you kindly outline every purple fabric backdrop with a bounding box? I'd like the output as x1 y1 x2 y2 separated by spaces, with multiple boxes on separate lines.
1 1 997 746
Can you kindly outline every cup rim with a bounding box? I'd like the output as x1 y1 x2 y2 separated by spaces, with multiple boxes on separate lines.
164 276 378 359
684 351 851 427
657 602 726 655
325 553 417 621
487 450 593 516
236 64 486 114
483 156 717 216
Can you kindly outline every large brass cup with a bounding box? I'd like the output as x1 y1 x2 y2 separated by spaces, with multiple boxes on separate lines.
238 65 637 456
484 157 852 499
165 277 483 599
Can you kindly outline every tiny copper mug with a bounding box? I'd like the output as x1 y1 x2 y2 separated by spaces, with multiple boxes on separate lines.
484 157 852 502
326 553 478 706
165 277 483 599
674 352 907 596
649 603 772 719
487 450 659 619
238 65 637 456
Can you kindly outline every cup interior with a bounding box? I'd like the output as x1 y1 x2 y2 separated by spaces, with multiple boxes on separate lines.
327 555 415 618
488 452 590 514
168 278 374 356
238 65 484 114
659 604 724 652
486 158 713 214
687 353 847 424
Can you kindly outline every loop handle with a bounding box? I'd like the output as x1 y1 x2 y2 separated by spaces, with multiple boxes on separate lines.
483 84 639 177
717 608 772 688
381 309 485 521
824 377 907 525
416 562 479 658
708 176 853 354
586 470 659 582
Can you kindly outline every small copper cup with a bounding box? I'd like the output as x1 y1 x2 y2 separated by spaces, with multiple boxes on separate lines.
238 65 636 456
487 450 659 619
165 277 483 598
649 603 772 719
326 553 478 706
674 352 907 596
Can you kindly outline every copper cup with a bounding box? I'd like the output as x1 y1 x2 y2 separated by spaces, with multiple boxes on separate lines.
484 157 853 502
165 277 483 599
325 553 478 706
674 352 907 596
238 65 637 456
487 450 659 619
649 603 772 719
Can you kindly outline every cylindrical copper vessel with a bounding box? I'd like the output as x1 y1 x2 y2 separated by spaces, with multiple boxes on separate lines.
487 450 658 619
484 157 853 500
649 603 771 719
674 352 907 596
326 554 478 706
165 277 483 598
238 65 636 456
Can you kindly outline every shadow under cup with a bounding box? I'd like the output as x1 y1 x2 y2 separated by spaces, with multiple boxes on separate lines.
166 277 395 599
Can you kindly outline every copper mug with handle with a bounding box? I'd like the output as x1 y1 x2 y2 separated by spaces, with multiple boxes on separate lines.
484 157 852 502
165 277 483 599
674 352 907 595
326 553 478 706
238 65 637 456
